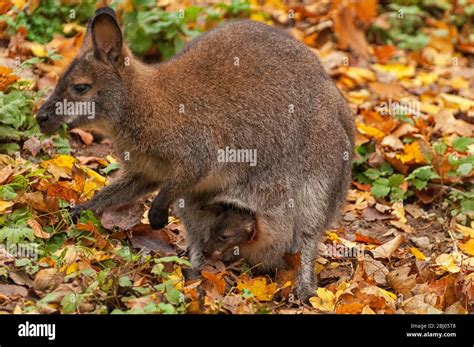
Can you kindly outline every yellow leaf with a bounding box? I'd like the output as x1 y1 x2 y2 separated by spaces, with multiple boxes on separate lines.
398 141 426 164
309 287 335 312
356 122 385 139
348 90 371 105
326 232 339 241
391 201 407 223
11 0 26 9
30 42 47 58
63 22 86 35
167 266 184 290
249 13 272 25
441 93 474 112
65 262 78 275
410 247 426 261
342 66 376 84
420 102 440 115
460 239 474 256
237 276 278 301
373 64 415 79
106 155 117 164
40 155 75 180
435 253 461 273
412 71 438 86
79 165 107 185
457 224 474 238
0 200 14 213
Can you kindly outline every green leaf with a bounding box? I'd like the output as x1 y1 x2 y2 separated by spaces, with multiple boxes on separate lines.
119 276 132 288
0 225 35 243
156 256 191 266
389 174 404 187
456 163 472 176
371 180 391 198
452 137 474 152
364 168 380 180
102 162 119 174
433 142 447 155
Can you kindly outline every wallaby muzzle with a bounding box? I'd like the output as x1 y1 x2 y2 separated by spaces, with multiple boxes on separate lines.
36 98 64 134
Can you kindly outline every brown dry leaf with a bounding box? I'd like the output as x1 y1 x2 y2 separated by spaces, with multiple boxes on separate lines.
371 235 404 259
23 137 42 157
33 268 63 294
70 129 94 145
387 265 416 298
28 219 50 239
37 32 84 78
129 225 176 256
0 284 28 298
0 164 14 184
374 45 396 64
101 203 143 231
332 3 370 59
201 271 226 296
369 81 405 100
0 65 19 91
434 110 474 137
364 254 389 286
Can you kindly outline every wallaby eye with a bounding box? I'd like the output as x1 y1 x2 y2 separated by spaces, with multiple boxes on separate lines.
73 84 92 94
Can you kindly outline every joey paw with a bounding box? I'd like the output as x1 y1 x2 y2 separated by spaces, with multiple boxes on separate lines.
148 207 169 230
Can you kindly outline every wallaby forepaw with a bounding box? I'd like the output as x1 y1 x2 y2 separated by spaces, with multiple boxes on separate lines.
69 204 89 223
148 208 169 230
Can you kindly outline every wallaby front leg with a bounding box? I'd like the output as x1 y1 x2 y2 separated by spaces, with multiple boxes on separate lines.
71 173 158 220
148 185 173 229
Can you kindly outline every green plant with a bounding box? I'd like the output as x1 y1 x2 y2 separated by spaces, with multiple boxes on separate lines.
122 1 202 59
0 0 95 44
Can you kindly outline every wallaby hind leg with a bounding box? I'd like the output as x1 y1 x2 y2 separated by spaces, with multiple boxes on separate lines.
294 232 319 301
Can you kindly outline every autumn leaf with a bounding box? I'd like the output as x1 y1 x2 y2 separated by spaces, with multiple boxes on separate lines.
236 276 278 301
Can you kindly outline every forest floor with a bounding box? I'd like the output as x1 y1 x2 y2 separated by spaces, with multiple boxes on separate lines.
0 0 473 314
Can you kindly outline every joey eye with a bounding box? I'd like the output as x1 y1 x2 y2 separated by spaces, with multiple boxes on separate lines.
218 234 230 242
73 84 91 94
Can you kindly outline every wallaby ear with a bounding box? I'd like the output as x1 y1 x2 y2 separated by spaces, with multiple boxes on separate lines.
90 7 123 65
200 204 226 215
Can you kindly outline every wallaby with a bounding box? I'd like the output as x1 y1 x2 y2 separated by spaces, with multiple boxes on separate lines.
201 203 256 261
36 7 355 300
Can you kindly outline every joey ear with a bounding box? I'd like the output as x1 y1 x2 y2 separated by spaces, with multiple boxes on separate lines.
247 223 257 241
90 7 123 65
200 204 226 215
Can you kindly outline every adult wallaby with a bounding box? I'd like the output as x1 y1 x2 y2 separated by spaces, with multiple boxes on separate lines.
36 7 354 300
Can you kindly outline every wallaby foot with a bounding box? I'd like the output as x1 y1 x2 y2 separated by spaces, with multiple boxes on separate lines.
294 233 318 301
294 278 316 302
182 267 200 281
148 207 169 230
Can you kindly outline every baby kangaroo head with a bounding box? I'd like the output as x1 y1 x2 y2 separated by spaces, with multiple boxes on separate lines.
37 7 130 135
201 204 256 260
